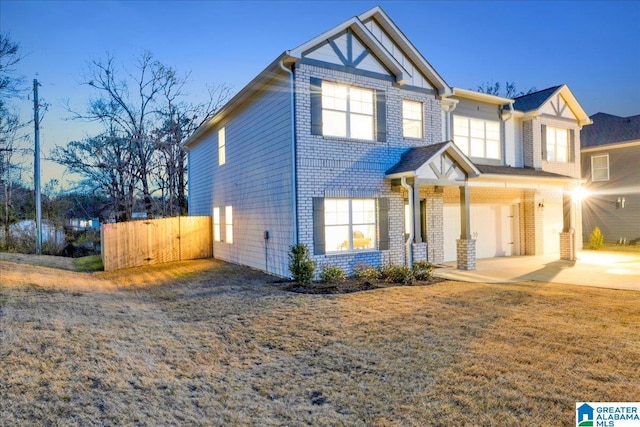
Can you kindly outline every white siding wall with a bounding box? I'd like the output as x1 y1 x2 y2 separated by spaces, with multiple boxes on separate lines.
189 75 294 277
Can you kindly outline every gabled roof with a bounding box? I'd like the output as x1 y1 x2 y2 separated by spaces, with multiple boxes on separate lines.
512 84 591 126
512 86 562 111
385 141 480 179
581 112 640 148
287 6 450 94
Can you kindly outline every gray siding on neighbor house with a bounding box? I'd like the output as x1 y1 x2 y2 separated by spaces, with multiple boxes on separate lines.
189 74 294 276
581 144 640 243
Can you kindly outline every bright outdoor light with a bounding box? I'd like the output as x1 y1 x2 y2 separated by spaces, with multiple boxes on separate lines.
572 186 589 201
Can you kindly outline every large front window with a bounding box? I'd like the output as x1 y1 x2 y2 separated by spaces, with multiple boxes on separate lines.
546 126 568 162
322 81 374 140
453 116 500 160
324 198 376 252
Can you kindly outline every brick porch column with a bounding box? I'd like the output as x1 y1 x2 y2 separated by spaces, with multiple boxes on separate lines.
560 230 576 261
456 239 476 270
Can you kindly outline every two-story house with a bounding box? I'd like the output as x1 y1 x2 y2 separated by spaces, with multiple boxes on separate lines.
184 6 589 277
581 113 640 244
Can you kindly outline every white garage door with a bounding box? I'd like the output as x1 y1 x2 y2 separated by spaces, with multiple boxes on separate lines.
543 203 563 255
444 204 518 262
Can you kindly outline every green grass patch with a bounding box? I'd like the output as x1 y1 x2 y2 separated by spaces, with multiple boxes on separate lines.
72 254 104 272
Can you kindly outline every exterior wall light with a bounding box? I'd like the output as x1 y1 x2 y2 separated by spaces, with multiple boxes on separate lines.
616 197 626 209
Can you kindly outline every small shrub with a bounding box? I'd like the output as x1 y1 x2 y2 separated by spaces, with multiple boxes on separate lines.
319 264 347 284
288 244 316 284
589 227 604 250
413 260 434 281
352 262 381 282
380 264 415 285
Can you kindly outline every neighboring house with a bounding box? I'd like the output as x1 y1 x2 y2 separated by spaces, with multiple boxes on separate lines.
580 113 640 244
184 6 590 277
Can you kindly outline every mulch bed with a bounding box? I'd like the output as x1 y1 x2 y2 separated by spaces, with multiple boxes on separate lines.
282 277 446 294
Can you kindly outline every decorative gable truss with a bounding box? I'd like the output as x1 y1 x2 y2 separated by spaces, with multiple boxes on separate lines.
541 92 580 120
287 7 450 94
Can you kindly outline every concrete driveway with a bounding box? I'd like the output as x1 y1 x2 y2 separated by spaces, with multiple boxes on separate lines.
434 251 640 291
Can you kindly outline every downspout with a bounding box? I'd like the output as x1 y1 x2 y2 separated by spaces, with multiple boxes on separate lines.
400 176 414 268
501 101 514 166
444 99 458 141
279 58 298 245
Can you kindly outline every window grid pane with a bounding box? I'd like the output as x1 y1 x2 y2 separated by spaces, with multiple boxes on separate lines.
324 198 376 252
225 206 233 244
403 100 423 138
321 82 374 140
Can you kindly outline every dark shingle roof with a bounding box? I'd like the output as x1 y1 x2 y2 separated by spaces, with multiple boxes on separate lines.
581 112 640 148
385 141 450 175
476 165 572 179
511 85 562 112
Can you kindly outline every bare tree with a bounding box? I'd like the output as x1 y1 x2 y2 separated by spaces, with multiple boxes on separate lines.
0 33 28 246
60 50 230 220
476 81 536 98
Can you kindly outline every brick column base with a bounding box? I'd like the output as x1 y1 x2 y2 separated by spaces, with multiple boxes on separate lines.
560 230 576 261
456 239 476 271
412 242 427 263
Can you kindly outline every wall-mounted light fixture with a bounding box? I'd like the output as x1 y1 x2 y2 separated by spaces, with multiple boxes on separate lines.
616 197 626 209
538 201 545 210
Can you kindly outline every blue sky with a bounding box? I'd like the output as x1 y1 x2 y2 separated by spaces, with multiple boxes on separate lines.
2 0 639 186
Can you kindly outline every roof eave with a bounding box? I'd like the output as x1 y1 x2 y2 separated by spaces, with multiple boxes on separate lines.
184 53 290 149
451 87 513 105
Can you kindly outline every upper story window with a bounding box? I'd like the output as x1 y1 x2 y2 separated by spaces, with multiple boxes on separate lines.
218 127 226 166
453 116 500 160
545 126 569 163
591 154 609 181
403 100 423 138
321 81 374 140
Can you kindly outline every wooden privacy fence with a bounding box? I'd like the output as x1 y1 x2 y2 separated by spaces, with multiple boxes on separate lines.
101 216 212 271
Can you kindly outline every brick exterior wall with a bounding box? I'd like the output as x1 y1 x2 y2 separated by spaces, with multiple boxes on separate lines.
294 63 443 274
560 230 576 261
456 239 476 270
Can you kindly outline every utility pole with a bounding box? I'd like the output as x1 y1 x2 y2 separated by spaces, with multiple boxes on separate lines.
33 78 42 255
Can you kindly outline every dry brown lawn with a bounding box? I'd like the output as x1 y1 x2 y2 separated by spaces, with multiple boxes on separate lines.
1 254 638 426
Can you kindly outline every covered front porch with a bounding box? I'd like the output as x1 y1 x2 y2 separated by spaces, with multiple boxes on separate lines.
386 142 582 271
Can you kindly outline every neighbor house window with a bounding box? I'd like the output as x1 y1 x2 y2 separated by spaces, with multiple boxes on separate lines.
591 154 609 181
324 198 376 252
225 206 233 244
218 127 226 166
321 81 374 140
545 126 568 162
403 100 423 138
213 207 221 242
453 116 500 159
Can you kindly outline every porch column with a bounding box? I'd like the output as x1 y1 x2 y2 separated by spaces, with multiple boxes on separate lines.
560 193 576 261
457 179 476 270
412 181 427 262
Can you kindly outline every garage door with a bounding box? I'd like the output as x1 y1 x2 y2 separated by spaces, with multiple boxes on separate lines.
444 204 518 262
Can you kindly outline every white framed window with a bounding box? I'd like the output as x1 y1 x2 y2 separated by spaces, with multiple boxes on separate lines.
218 127 226 166
591 154 609 181
546 126 568 162
403 100 423 138
213 207 221 242
453 116 500 159
324 198 376 252
322 81 374 140
225 206 233 244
